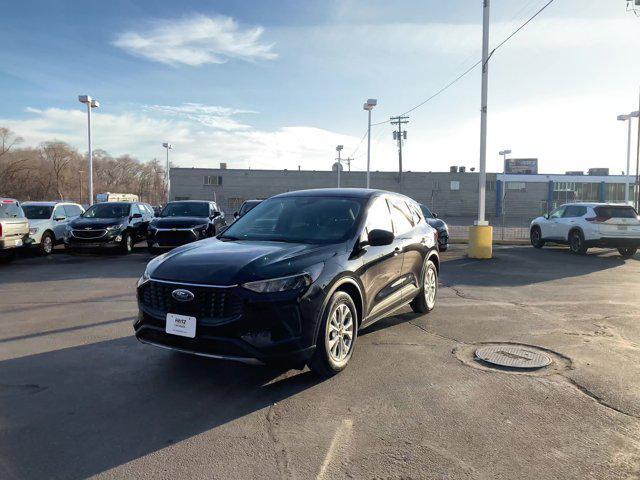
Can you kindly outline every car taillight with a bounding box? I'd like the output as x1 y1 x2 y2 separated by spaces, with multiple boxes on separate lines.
585 216 609 223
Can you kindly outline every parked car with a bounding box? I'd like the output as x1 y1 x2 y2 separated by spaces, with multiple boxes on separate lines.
64 201 154 253
147 200 226 253
0 198 29 260
419 204 449 251
530 202 640 258
22 201 84 255
134 188 440 377
234 199 262 220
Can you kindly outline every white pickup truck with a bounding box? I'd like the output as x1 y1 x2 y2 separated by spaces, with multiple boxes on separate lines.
0 198 29 260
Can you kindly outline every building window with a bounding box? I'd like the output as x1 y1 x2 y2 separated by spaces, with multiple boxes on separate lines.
432 180 440 191
450 181 460 191
228 197 244 212
204 175 223 186
506 182 526 190
605 183 626 203
486 180 495 192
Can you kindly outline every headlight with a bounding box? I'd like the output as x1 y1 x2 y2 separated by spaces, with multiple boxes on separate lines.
107 224 124 231
137 252 169 287
29 227 39 235
242 264 323 293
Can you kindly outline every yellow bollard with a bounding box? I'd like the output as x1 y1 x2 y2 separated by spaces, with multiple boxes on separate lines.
468 225 493 259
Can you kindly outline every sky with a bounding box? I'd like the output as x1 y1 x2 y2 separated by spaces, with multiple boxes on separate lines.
1 0 639 175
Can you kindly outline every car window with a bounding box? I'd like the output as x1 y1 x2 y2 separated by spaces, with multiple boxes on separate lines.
594 206 638 219
161 202 209 217
389 198 414 235
564 206 587 217
64 204 82 217
364 196 393 235
131 204 141 216
23 205 54 219
549 207 565 219
0 202 24 219
82 203 130 219
407 201 424 225
53 205 66 219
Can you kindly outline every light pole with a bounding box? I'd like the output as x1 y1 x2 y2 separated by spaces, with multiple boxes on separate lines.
499 149 511 229
78 170 84 205
617 111 639 204
162 143 173 203
78 95 99 206
363 99 377 189
336 145 343 188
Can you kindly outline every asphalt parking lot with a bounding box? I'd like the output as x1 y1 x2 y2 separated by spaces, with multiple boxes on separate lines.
1 244 639 480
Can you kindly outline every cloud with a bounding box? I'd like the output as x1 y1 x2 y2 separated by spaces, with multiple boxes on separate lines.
113 15 277 66
0 107 365 172
144 103 256 131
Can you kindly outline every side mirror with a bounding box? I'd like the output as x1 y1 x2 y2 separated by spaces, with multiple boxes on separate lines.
543 213 549 220
131 213 143 219
234 212 240 219
368 229 394 247
212 211 221 218
432 212 438 218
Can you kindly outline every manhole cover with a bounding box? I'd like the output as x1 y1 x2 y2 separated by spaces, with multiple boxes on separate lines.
475 345 552 369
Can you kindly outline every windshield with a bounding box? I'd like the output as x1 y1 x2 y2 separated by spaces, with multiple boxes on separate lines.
23 205 54 220
221 196 363 244
419 204 433 218
239 201 260 216
161 202 209 218
0 202 24 219
82 203 130 219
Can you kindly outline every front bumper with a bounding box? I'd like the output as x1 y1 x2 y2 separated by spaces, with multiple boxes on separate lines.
134 279 321 365
65 229 123 248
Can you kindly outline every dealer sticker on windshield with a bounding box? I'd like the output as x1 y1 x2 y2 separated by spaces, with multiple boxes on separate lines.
166 313 196 338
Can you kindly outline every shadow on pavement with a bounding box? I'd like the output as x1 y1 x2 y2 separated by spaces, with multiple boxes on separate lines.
0 337 320 479
441 246 626 287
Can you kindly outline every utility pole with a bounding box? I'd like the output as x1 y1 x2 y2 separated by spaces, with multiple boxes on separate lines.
336 145 343 188
344 158 353 172
78 170 84 205
162 143 173 203
390 116 409 184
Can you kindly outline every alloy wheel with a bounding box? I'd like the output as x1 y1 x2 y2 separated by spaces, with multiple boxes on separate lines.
326 303 354 363
43 236 53 254
424 266 437 309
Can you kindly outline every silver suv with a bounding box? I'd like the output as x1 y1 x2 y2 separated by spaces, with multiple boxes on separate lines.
0 198 29 259
22 201 85 255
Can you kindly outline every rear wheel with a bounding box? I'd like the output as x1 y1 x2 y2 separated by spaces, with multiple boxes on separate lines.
121 232 133 254
307 291 357 378
410 259 438 314
39 232 55 255
569 230 587 255
618 247 637 259
530 226 545 249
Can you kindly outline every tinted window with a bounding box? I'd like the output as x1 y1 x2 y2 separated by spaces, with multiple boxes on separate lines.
161 202 209 217
23 205 53 220
221 196 363 244
82 203 130 219
594 206 638 219
563 206 587 218
389 198 414 235
64 205 82 217
420 204 433 218
53 206 66 219
240 201 261 216
549 206 565 219
364 196 393 234
0 202 24 219
407 201 424 225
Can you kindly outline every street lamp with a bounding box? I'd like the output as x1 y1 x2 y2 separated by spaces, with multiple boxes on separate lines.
498 149 511 227
617 111 639 204
336 145 343 188
162 143 173 203
363 99 377 189
78 95 99 206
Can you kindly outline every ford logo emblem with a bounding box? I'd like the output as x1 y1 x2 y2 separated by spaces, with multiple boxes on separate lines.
172 289 194 302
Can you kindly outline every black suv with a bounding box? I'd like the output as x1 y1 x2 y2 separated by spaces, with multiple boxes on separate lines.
147 200 226 253
134 189 439 377
420 204 449 252
65 202 154 253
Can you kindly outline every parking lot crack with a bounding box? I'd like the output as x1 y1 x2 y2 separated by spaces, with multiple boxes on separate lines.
408 322 467 345
266 403 295 479
564 377 640 420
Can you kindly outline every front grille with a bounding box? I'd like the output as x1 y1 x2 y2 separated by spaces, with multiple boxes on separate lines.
155 230 197 246
139 280 243 324
72 229 107 239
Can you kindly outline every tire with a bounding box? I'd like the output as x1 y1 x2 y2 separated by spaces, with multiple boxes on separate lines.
410 259 438 314
307 291 358 378
121 231 133 254
39 232 55 256
569 229 587 255
618 247 637 259
530 226 545 249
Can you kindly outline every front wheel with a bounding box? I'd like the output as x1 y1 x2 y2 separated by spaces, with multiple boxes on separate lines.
39 232 55 255
410 259 438 314
569 230 587 255
530 227 545 249
618 247 637 259
307 291 358 378
121 232 133 254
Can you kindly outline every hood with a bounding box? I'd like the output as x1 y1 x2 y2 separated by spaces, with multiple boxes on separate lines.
151 238 339 285
28 219 51 229
426 218 447 231
151 216 208 229
69 217 126 229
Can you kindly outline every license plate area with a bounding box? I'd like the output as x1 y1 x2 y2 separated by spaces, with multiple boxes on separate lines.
166 313 197 338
